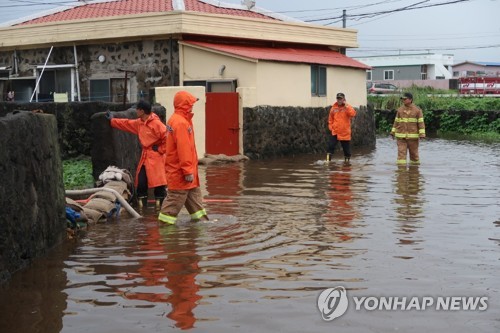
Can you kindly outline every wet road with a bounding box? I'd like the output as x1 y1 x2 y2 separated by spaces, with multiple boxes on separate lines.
0 137 499 333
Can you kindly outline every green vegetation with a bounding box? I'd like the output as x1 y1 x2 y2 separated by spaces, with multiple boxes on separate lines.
368 86 500 111
371 86 500 140
438 112 500 139
63 157 94 189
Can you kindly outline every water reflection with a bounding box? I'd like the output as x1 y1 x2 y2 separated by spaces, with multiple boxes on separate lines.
204 164 242 215
0 243 72 333
1 138 499 333
392 165 425 246
121 223 201 329
323 163 356 242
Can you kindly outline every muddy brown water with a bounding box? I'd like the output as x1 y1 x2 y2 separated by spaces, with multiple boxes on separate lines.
0 137 499 333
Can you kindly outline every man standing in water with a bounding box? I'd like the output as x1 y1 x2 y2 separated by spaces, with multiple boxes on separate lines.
158 91 208 225
106 101 167 210
327 92 357 163
390 92 426 165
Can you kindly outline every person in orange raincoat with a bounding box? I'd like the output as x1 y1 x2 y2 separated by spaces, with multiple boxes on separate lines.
327 92 357 163
106 100 167 210
158 91 208 224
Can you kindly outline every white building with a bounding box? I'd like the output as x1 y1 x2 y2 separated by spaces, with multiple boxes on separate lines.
354 53 454 81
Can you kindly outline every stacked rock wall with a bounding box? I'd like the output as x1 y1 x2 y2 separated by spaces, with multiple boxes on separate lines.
0 111 66 283
243 105 375 159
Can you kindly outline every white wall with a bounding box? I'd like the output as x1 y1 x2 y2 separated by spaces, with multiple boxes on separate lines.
182 44 368 108
255 62 367 108
328 67 368 108
181 46 257 86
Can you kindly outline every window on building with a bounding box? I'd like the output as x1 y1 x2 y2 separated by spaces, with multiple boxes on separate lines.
366 70 372 81
35 65 75 102
0 67 10 79
208 80 236 92
110 78 127 103
184 79 237 92
421 65 428 80
311 65 327 96
10 78 36 102
384 70 394 80
90 78 128 102
90 79 110 101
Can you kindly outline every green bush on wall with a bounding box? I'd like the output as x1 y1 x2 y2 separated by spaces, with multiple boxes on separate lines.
370 87 500 139
63 157 94 189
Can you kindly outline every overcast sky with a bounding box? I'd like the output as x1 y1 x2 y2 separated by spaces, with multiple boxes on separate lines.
0 0 499 63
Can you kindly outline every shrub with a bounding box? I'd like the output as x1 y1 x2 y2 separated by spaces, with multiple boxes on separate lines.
63 157 94 189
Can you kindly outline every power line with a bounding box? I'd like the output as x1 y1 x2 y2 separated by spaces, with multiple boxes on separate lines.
0 0 79 8
305 0 472 24
348 43 500 52
360 33 500 41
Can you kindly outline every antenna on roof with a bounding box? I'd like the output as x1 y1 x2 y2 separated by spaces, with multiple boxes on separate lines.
241 0 256 10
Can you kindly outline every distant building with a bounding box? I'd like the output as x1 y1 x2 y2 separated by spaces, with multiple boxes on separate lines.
354 53 454 81
452 61 500 78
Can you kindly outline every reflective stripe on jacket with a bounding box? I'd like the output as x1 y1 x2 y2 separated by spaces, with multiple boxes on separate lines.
110 113 167 188
328 102 357 140
165 91 200 190
391 104 426 139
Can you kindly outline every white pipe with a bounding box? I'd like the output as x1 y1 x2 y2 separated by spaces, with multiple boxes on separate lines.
73 44 81 101
66 187 142 218
30 45 53 102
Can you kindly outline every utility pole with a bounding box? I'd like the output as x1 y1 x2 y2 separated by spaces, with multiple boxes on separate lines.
340 10 347 55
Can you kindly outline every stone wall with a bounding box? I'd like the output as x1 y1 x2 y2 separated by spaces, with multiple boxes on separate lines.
0 38 179 102
90 105 166 180
0 102 134 159
243 105 375 159
91 109 142 181
0 111 66 284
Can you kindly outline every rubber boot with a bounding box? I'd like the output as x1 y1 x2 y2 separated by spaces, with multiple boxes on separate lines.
137 196 147 212
344 156 350 164
326 153 331 163
155 197 164 212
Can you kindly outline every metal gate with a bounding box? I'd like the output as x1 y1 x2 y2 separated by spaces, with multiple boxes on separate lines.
205 92 239 155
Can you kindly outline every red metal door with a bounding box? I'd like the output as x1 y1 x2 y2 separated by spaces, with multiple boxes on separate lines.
205 92 239 155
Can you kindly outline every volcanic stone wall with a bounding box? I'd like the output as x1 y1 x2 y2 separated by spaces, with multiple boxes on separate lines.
91 108 142 182
0 111 66 283
243 105 375 159
0 39 179 103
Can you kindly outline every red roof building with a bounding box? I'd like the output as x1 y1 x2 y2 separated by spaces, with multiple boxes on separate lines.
0 0 368 108
18 0 278 26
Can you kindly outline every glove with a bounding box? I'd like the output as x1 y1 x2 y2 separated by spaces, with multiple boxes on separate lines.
184 174 194 182
152 145 159 152
105 110 113 120
390 133 395 140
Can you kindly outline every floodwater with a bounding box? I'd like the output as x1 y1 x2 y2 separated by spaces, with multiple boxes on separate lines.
1 137 499 333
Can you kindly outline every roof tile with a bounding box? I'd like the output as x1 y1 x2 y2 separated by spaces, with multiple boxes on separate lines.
20 0 275 25
183 41 371 70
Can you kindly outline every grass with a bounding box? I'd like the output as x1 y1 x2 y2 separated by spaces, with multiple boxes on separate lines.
63 156 94 189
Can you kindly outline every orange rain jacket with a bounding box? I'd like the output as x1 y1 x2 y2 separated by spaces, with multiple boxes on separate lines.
165 91 200 190
328 102 357 140
110 113 167 188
